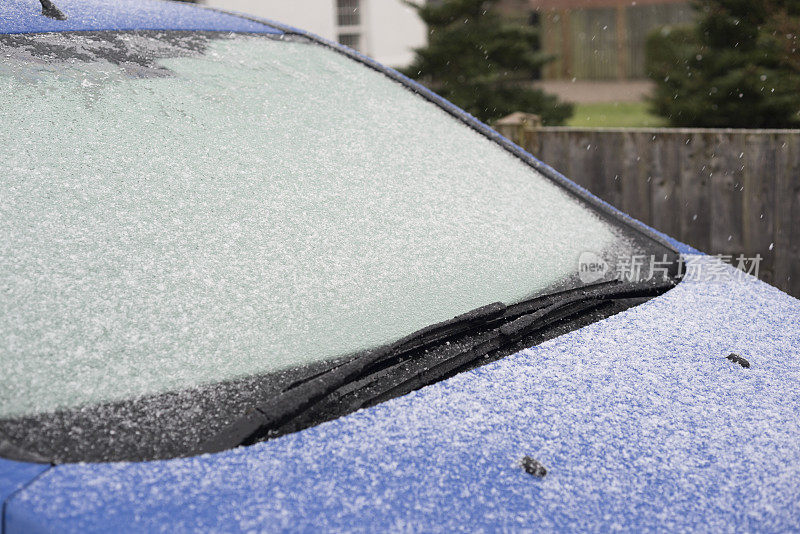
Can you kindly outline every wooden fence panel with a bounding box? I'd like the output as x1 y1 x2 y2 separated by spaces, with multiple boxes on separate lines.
621 131 650 223
511 127 800 297
772 137 793 288
709 132 745 257
788 143 800 296
651 132 682 238
539 2 695 80
743 132 777 285
678 132 711 251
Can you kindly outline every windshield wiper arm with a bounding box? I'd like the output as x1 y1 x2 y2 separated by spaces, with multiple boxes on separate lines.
194 278 676 456
194 301 508 455
298 278 674 421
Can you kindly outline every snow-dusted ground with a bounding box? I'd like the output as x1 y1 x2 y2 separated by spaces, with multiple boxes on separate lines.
6 259 800 532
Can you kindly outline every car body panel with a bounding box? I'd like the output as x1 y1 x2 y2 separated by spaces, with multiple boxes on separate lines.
4 259 800 532
0 459 49 530
0 0 280 34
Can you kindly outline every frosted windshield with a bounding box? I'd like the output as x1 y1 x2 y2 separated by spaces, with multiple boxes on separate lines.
1 32 642 418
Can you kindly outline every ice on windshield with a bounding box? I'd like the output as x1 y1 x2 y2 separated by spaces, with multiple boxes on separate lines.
1 33 631 417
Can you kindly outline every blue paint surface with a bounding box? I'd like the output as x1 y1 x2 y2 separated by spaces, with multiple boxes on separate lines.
5 264 800 532
0 0 280 34
0 459 49 531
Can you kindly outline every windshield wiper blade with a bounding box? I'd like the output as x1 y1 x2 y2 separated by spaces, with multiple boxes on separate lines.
195 301 509 455
294 279 671 421
194 278 676 455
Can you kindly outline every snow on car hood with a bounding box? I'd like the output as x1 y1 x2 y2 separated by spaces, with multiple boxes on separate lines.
4 257 800 532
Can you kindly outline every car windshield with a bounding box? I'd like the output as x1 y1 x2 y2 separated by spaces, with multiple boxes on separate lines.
0 31 671 432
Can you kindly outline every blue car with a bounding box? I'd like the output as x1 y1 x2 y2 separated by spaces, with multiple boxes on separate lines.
1 0 799 531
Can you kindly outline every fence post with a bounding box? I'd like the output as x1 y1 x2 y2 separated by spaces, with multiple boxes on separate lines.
493 112 542 153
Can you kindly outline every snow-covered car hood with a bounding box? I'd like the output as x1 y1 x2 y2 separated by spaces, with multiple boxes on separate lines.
3 257 799 532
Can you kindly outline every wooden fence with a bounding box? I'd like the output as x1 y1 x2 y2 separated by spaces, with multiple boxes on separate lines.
496 125 800 297
538 2 694 80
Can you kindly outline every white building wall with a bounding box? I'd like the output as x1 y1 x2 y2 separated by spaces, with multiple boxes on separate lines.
202 0 426 68
362 0 427 67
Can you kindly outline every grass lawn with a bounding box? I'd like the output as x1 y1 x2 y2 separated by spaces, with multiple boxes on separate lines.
565 102 668 128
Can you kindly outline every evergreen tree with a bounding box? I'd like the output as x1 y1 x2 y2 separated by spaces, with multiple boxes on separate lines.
402 0 572 125
646 0 800 128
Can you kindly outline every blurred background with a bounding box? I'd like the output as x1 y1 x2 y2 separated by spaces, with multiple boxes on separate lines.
189 0 799 297
189 0 685 126
200 0 428 68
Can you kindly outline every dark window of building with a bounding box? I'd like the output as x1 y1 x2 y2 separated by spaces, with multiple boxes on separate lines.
338 33 361 51
337 0 361 27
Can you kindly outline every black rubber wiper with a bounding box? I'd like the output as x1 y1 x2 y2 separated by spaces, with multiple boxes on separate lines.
194 301 508 455
290 278 675 429
194 278 676 455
